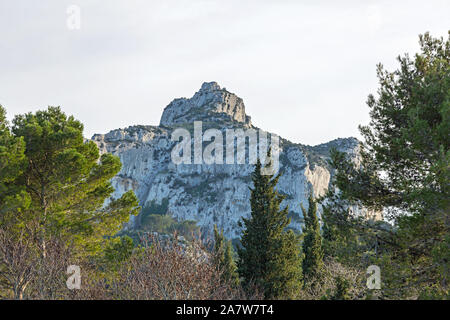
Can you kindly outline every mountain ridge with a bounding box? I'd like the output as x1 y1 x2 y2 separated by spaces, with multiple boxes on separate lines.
92 82 377 239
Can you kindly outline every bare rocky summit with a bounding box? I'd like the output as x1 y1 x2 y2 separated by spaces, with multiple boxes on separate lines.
159 82 251 128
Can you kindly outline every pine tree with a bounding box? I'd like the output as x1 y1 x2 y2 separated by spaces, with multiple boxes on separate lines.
301 194 324 282
0 105 30 229
213 225 239 286
330 32 449 298
238 158 302 299
320 185 362 264
10 106 140 257
103 235 135 271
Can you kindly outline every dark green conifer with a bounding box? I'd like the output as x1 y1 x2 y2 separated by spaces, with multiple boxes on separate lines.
213 224 239 286
238 157 302 299
301 194 324 281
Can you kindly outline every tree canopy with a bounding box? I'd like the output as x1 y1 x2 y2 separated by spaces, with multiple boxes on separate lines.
4 106 140 257
329 32 449 299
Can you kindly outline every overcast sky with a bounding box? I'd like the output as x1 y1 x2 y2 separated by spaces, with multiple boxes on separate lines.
0 1 448 145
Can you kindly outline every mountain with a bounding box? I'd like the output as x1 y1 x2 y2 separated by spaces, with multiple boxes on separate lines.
92 82 379 239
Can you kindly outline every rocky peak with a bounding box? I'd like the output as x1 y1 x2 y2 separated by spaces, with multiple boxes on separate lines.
198 81 221 92
159 82 252 127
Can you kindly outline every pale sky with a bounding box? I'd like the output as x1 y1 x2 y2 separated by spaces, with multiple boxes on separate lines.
0 0 448 145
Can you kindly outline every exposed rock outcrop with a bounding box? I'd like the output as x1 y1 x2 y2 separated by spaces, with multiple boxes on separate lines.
159 82 251 128
92 82 368 239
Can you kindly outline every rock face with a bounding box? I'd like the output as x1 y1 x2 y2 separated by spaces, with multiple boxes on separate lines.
92 82 366 239
160 82 251 128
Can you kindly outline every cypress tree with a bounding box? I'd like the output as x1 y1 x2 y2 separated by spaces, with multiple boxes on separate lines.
301 194 324 281
238 158 302 299
213 225 239 286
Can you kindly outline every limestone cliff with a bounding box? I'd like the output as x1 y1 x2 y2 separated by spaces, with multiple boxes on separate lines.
92 82 367 239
